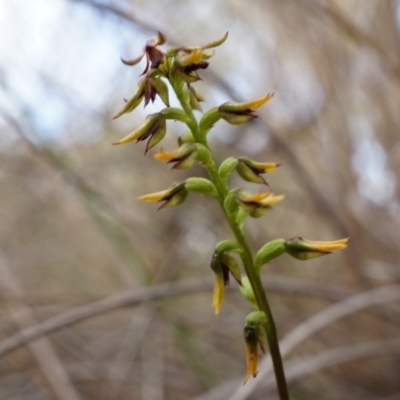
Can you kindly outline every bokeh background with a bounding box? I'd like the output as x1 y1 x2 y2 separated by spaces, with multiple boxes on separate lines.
1 1 400 399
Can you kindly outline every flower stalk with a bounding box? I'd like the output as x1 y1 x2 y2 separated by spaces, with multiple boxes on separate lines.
112 32 349 400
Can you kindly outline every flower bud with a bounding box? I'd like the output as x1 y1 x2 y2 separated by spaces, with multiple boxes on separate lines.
219 94 274 112
254 239 286 271
218 94 274 125
199 107 221 132
224 189 241 216
210 247 242 315
168 34 227 83
284 237 349 260
113 113 166 153
244 311 267 383
184 177 218 197
194 144 212 165
137 182 188 210
218 157 239 183
236 158 281 185
160 107 190 124
214 240 241 254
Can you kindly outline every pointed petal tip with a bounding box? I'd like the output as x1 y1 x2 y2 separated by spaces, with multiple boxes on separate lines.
121 55 143 66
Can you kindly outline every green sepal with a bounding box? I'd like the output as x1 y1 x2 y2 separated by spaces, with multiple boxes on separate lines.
179 82 192 109
245 311 267 327
193 31 228 50
219 110 255 125
240 276 257 308
161 107 191 124
215 240 242 254
218 157 239 183
206 31 229 48
146 118 166 151
189 87 203 111
149 77 170 107
158 57 169 76
113 113 161 146
235 207 249 230
185 177 218 197
166 46 179 57
199 107 221 132
255 239 286 271
113 78 146 119
236 162 266 185
178 131 195 145
137 182 189 210
224 189 240 216
190 93 202 111
249 208 268 219
221 253 242 285
169 68 189 104
195 144 212 165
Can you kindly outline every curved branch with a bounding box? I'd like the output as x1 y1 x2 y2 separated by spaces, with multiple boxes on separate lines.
0 276 350 359
281 337 400 388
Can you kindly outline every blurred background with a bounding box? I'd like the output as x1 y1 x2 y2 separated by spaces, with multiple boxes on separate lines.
1 0 400 399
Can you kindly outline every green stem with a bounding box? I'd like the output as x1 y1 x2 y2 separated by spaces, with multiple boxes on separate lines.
171 76 290 400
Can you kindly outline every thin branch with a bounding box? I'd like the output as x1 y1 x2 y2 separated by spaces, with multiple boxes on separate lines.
282 337 400 388
0 276 352 360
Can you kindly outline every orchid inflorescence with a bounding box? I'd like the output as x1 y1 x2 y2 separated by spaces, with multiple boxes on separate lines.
112 31 348 397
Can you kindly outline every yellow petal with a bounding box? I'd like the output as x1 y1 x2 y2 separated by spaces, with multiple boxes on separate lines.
257 162 281 173
175 49 205 67
243 93 275 110
137 189 171 203
244 346 258 384
259 194 285 207
112 128 145 145
220 93 274 112
240 191 272 203
212 275 225 315
153 148 178 161
302 238 349 251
